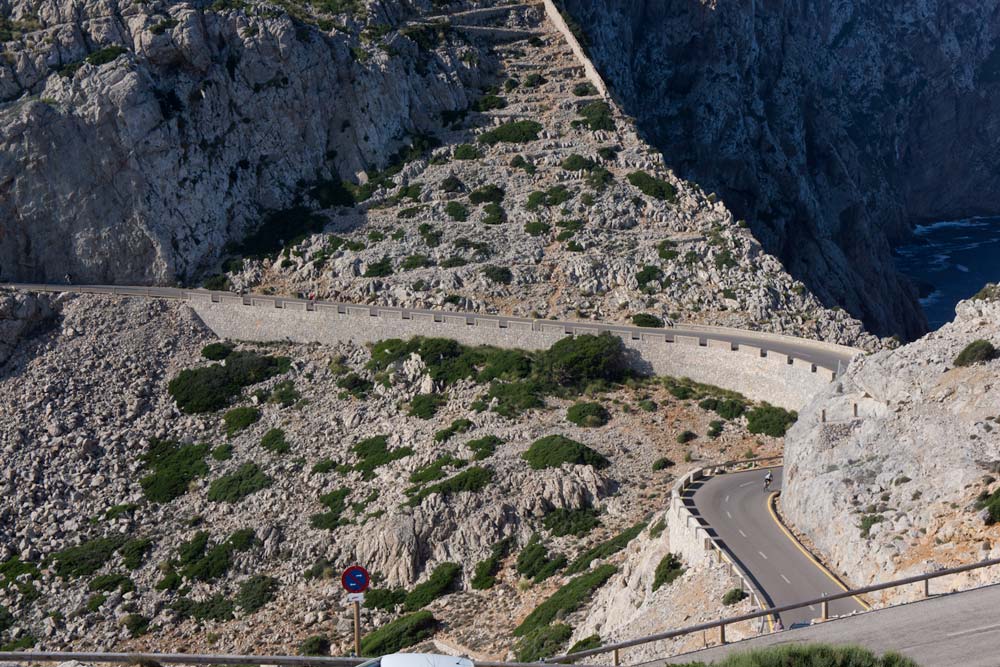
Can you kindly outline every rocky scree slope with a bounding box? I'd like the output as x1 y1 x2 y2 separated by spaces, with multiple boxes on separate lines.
0 0 485 284
560 0 1000 339
783 288 1000 603
220 10 877 348
0 291 785 658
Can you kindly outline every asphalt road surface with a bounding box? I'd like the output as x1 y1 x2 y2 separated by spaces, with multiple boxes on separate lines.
660 583 1000 667
0 283 856 372
686 467 867 628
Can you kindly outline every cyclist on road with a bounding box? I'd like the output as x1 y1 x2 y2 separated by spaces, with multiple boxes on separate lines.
763 470 774 491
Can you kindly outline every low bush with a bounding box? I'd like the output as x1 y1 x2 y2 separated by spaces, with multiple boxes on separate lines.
88 573 134 593
652 553 685 591
123 613 150 638
353 435 414 479
473 93 507 112
573 82 598 96
859 514 885 538
140 439 210 503
48 536 124 579
177 529 255 582
86 45 126 66
469 185 505 204
536 333 628 390
409 455 467 485
746 405 798 437
310 488 350 530
522 435 610 470
561 154 596 171
566 402 610 427
120 538 153 569
526 185 573 210
237 575 280 613
482 202 506 225
514 623 572 662
404 562 461 611
453 144 482 160
482 379 546 417
409 393 447 419
652 457 675 471
337 372 373 398
954 339 997 367
708 420 724 438
524 73 547 87
478 120 543 145
511 155 536 174
514 564 617 636
569 635 602 653
445 201 469 221
471 538 513 590
311 458 338 474
672 644 919 667
299 635 331 656
676 430 697 444
406 466 493 506
566 522 646 574
977 489 1000 525
699 397 746 419
223 406 260 435
516 534 566 583
434 419 474 443
364 256 394 278
482 265 513 284
441 175 464 193
360 611 438 655
543 507 600 537
440 256 468 268
168 351 290 414
636 265 663 290
401 254 433 270
573 101 614 131
466 435 503 460
632 313 664 328
207 463 271 503
261 428 291 454
722 588 747 605
202 342 234 360
366 588 407 610
525 221 551 237
627 171 677 202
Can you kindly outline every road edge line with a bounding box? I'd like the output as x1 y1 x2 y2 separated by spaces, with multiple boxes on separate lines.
767 491 872 611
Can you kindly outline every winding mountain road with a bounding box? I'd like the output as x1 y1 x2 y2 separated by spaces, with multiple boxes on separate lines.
684 467 868 628
0 283 858 372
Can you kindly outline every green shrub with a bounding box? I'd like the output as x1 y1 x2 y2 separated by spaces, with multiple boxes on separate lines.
310 488 350 530
676 430 697 444
403 562 461 611
86 593 106 612
474 93 507 111
523 435 610 470
120 538 153 569
566 402 610 427
207 463 271 503
445 201 469 221
568 634 602 653
406 466 493 506
652 554 684 591
123 613 149 638
525 221 551 237
223 406 261 435
471 538 513 590
566 523 645 574
299 635 331 656
977 489 1000 525
365 587 407 611
104 503 139 520
671 644 920 667
360 611 438 655
524 73 547 87
261 428 291 454
478 120 543 145
364 256 394 277
658 239 679 260
515 623 572 662
354 435 414 479
574 101 614 131
401 254 433 271
86 45 126 66
543 507 600 537
409 454 466 485
514 565 617 636
441 175 464 193
482 265 513 284
453 143 481 160
511 155 536 173
0 635 37 651
561 154 596 171
699 397 746 419
212 443 233 461
139 439 210 503
88 573 135 593
409 392 447 419
466 435 503 460
722 588 747 605
627 171 677 202
337 372 373 398
635 265 663 290
632 313 664 328
49 536 126 579
859 514 885 538
573 82 598 96
515 534 565 583
167 351 290 414
482 202 506 225
0 605 13 633
202 342 234 360
434 419 474 443
652 457 674 471
526 185 573 210
178 529 255 582
746 405 797 437
954 339 997 367
311 458 338 474
440 256 468 268
469 185 505 204
267 380 300 407
708 420 724 438
237 575 280 613
537 333 628 390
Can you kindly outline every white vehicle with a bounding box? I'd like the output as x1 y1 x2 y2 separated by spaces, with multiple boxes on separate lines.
358 654 474 667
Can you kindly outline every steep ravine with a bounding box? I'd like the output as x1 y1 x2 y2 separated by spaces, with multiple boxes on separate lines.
0 0 485 285
560 0 1000 339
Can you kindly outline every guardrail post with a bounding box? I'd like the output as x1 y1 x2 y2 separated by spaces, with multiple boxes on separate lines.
719 623 726 645
613 648 620 666
924 577 930 597
853 403 859 418
821 598 828 621
821 409 827 423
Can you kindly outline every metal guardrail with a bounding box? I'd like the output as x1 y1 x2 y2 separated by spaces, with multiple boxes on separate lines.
0 652 604 667
542 557 1000 664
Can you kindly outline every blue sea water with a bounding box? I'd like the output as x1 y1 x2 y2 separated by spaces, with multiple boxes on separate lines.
893 217 1000 330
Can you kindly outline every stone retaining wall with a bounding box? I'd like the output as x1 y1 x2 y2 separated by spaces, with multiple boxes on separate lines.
188 296 834 410
541 0 611 99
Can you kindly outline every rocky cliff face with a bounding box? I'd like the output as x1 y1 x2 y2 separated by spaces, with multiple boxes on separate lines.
783 289 1000 598
0 0 481 284
560 0 1000 339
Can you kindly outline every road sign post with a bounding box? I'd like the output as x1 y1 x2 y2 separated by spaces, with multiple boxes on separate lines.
341 566 370 657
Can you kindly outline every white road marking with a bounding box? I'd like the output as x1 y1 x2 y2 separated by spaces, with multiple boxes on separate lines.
726 510 733 519
725 495 730 503
945 623 1000 638
780 574 791 584
739 481 754 488
758 551 768 560
810 605 817 611
738 529 747 538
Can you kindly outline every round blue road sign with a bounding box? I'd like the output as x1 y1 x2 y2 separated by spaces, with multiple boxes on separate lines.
341 565 370 593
